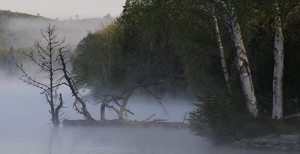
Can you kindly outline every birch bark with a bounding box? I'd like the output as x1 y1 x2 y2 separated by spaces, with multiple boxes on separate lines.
230 17 258 116
212 13 230 90
272 2 284 120
272 1 300 120
207 0 258 116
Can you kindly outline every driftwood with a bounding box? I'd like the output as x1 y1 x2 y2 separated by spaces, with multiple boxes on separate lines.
63 119 189 128
152 119 168 122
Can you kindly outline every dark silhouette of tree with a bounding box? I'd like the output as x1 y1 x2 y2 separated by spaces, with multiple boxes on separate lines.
17 24 95 126
17 24 66 126
57 47 95 121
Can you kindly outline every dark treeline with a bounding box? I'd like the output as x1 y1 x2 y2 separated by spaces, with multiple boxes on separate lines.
71 0 300 142
2 0 300 142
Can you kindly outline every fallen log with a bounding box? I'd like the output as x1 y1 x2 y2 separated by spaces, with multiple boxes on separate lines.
63 119 189 129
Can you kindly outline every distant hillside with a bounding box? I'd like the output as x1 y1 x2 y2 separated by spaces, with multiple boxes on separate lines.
0 10 114 74
0 10 110 48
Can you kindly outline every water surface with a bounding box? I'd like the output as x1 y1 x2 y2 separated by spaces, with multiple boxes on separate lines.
0 76 295 154
0 126 295 154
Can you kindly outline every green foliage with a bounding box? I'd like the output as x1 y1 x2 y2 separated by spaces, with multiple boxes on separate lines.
0 46 29 74
119 0 186 93
189 83 272 143
0 10 51 48
245 11 274 115
72 22 133 93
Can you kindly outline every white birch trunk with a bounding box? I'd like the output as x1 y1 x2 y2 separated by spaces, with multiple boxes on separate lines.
272 2 284 120
213 13 230 89
212 0 258 116
230 17 258 117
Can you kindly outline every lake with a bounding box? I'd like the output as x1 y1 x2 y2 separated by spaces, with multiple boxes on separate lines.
0 76 295 154
0 125 295 154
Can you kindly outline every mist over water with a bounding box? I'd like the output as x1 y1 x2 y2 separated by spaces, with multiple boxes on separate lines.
1 10 294 154
0 73 195 126
0 75 297 154
6 17 105 48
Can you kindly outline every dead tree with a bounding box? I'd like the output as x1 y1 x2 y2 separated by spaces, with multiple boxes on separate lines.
96 91 135 121
17 24 66 127
93 45 170 121
57 44 95 121
95 82 168 122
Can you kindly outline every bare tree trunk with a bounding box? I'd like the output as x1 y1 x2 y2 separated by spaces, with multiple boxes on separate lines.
118 90 133 120
58 52 95 121
49 39 57 126
51 93 64 126
230 17 258 117
100 103 106 120
272 2 284 121
212 12 230 90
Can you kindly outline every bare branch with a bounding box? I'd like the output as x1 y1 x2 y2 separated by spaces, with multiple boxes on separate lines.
140 113 155 122
73 100 84 115
144 87 169 117
284 2 300 28
58 44 95 121
55 93 64 115
113 100 135 115
105 104 119 114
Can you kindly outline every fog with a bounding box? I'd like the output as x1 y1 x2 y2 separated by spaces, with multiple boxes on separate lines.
0 15 294 154
6 17 106 48
0 74 295 154
0 73 195 127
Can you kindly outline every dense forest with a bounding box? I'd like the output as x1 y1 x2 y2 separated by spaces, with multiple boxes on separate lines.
72 0 300 142
2 0 300 143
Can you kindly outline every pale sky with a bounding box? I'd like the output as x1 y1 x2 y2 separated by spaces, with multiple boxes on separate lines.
0 0 125 20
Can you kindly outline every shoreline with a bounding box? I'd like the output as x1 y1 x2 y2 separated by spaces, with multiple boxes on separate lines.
231 134 300 152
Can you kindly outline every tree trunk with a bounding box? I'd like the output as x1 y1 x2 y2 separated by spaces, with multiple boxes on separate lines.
230 17 258 117
53 93 64 126
297 50 300 113
213 13 230 90
58 52 95 121
118 90 133 120
272 2 284 121
72 85 95 121
100 103 106 120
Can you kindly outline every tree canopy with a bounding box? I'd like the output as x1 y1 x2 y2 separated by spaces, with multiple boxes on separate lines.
2 0 300 142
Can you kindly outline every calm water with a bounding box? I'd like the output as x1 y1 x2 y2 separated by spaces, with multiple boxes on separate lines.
0 126 201 154
0 126 294 154
0 76 295 154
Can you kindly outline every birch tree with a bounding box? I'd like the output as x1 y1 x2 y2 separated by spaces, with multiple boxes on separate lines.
212 5 230 90
272 1 300 121
205 0 258 116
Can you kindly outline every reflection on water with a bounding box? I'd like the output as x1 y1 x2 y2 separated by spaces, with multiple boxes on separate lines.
0 126 296 154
